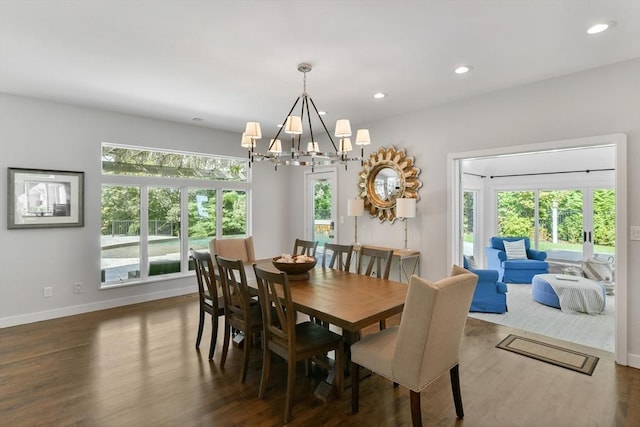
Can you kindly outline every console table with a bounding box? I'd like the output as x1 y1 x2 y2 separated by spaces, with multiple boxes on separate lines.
353 244 420 283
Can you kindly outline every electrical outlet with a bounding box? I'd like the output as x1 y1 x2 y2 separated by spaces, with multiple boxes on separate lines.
73 283 83 294
43 287 53 298
631 226 640 241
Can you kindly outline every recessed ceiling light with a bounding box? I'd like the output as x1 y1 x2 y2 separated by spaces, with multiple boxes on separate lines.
587 21 616 35
454 65 473 74
277 124 283 128
318 111 327 116
373 92 386 99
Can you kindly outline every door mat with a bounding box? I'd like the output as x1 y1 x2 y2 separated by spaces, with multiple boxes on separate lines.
496 334 599 375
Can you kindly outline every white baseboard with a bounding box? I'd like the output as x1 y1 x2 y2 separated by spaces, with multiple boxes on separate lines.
0 286 194 328
627 352 640 369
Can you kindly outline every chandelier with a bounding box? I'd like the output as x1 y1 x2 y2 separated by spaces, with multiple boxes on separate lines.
241 63 371 171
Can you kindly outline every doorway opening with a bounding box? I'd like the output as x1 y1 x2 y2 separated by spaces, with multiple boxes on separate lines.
449 134 628 364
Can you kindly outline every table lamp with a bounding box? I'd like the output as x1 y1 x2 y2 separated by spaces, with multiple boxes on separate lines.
396 198 416 250
347 198 364 247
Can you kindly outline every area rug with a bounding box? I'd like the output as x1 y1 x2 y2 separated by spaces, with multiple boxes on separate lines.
496 334 599 375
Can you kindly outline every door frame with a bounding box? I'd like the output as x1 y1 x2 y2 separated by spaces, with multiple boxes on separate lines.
448 133 628 365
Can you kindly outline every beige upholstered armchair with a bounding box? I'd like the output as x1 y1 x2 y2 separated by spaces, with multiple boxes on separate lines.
350 266 478 427
209 236 255 263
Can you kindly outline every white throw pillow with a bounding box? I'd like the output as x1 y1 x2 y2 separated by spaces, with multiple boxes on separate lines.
582 256 614 283
503 240 527 260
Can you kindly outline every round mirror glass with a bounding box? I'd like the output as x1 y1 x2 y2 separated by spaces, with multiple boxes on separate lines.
374 167 401 202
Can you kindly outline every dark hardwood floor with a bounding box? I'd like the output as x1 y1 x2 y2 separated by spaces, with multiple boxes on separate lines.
1 293 638 426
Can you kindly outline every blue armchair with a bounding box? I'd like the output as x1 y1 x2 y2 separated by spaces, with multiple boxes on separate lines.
485 237 548 284
463 257 508 313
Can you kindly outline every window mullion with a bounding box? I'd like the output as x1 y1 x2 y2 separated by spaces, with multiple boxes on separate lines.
140 185 149 280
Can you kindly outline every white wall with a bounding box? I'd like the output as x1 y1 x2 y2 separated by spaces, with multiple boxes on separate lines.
0 94 291 325
331 58 639 366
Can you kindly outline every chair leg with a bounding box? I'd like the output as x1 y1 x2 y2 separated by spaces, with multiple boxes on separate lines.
284 358 296 423
351 362 360 413
410 390 423 427
258 347 270 399
196 309 205 348
209 314 218 360
240 333 250 383
220 321 231 368
450 364 464 418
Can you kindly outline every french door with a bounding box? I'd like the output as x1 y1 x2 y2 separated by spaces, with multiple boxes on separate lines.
496 187 615 263
304 170 337 254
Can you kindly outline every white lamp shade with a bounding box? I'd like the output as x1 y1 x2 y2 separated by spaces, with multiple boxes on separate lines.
244 122 262 139
284 116 303 134
355 129 371 145
340 138 353 152
240 132 256 148
347 198 364 216
268 139 282 153
334 119 352 137
396 198 416 218
307 142 319 152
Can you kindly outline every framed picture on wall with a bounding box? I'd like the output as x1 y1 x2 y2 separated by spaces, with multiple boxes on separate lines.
7 167 85 229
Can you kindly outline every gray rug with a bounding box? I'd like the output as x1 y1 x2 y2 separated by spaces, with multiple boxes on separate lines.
496 334 599 375
469 283 615 352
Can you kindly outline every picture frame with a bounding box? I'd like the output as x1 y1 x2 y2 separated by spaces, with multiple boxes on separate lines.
7 167 84 229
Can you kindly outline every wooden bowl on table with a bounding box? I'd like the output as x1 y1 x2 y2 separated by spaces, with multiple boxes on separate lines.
272 255 317 280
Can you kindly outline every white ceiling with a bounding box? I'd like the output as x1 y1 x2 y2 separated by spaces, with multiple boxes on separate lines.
1 0 639 136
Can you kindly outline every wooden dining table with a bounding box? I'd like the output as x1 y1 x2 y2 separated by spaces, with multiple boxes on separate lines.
246 260 408 334
245 260 409 400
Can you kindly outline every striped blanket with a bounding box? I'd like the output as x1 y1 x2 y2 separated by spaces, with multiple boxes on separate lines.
547 275 606 315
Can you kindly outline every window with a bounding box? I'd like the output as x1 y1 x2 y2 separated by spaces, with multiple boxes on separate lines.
101 144 249 287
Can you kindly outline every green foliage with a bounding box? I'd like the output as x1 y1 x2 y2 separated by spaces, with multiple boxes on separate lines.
497 189 615 248
101 185 140 235
221 190 247 236
188 189 217 238
497 191 534 238
314 182 332 220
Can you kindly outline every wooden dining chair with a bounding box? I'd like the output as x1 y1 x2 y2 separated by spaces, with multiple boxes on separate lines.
322 242 354 271
351 266 478 427
253 265 344 424
293 238 319 257
190 248 225 360
215 255 263 383
357 246 394 328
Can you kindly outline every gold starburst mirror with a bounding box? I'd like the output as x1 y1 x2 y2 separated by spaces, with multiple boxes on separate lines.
357 146 422 222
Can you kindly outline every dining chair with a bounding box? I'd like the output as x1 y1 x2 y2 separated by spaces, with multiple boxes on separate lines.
215 255 263 383
210 236 256 263
322 242 354 271
292 238 319 257
190 248 225 360
357 246 393 328
253 265 344 424
350 265 478 427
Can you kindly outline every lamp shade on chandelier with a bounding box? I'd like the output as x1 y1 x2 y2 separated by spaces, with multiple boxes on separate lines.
241 63 371 170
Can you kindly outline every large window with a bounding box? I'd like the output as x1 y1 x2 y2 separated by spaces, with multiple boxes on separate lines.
101 144 249 286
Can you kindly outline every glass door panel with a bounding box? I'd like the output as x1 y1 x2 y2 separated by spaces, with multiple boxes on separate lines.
592 189 616 260
305 170 337 257
538 190 584 262
496 190 535 239
463 190 478 260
